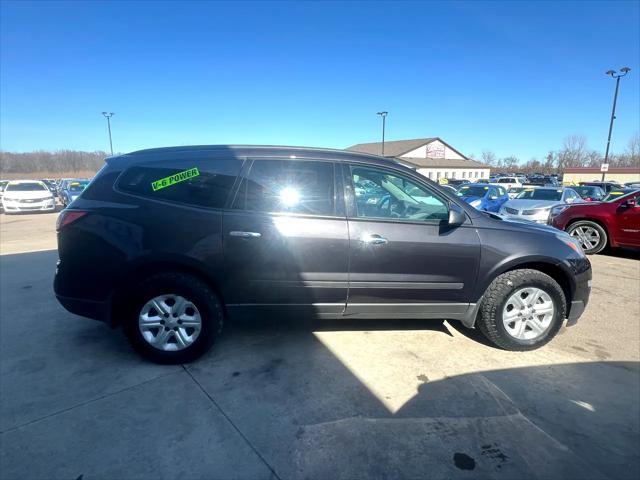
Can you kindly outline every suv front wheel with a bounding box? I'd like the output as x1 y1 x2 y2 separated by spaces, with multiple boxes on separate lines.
477 269 566 351
123 272 223 364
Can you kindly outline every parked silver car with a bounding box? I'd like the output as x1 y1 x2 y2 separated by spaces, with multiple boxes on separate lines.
499 187 583 224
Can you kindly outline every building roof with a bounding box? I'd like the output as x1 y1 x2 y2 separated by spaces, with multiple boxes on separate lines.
346 138 438 157
399 157 488 169
347 137 488 169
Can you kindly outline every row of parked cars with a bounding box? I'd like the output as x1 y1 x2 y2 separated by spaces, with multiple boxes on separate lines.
0 178 91 213
440 179 640 254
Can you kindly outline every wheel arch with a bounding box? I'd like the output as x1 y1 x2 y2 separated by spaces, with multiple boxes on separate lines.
110 258 227 327
473 258 575 326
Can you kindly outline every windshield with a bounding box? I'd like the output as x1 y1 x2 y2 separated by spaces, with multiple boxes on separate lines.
515 189 562 201
5 182 48 192
68 182 89 192
604 190 638 202
457 186 488 197
573 186 601 197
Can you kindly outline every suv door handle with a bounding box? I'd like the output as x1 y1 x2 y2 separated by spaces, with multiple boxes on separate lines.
229 231 262 238
361 233 388 245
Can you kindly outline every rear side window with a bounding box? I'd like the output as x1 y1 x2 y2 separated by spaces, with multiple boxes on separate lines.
234 159 335 216
117 158 241 208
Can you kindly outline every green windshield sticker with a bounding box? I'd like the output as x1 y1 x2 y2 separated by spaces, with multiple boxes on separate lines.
151 167 199 191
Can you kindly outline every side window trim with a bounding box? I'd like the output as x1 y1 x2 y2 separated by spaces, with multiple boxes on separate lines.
345 162 450 225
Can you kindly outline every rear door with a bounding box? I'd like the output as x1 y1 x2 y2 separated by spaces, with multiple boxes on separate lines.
344 163 481 318
222 158 348 316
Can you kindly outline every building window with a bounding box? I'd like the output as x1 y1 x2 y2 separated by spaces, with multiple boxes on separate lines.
462 171 466 178
475 171 479 179
428 171 434 180
437 172 441 179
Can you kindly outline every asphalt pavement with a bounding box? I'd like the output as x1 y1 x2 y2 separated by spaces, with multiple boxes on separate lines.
0 212 638 479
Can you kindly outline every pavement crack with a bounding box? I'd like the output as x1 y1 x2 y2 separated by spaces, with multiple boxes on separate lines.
181 364 282 480
0 370 179 434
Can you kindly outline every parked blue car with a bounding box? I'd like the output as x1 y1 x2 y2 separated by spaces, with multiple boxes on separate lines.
456 183 509 212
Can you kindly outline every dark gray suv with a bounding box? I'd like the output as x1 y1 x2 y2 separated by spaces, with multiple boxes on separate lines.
54 145 591 363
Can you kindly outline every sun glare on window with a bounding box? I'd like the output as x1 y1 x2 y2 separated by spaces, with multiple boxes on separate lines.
279 186 301 207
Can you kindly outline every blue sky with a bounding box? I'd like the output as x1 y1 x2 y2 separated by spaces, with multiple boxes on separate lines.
1 0 639 160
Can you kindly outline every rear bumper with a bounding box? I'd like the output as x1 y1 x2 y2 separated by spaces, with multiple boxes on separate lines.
55 294 111 323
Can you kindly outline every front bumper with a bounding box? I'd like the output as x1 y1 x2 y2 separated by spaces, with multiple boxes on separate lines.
566 265 592 326
2 199 55 212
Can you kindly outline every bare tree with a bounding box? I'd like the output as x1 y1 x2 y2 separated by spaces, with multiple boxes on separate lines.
0 150 108 175
481 150 498 167
557 135 588 170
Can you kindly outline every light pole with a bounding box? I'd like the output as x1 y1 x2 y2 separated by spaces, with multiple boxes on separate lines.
602 67 631 181
102 112 115 156
376 111 388 156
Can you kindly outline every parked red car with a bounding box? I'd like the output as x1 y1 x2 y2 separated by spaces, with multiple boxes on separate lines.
550 189 640 254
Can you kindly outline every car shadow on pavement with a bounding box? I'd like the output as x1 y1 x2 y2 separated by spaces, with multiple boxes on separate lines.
602 247 640 260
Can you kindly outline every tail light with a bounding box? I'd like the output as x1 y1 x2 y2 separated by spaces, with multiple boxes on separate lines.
56 210 87 231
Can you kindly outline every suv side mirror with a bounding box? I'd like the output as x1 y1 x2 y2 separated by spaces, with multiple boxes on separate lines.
448 203 466 227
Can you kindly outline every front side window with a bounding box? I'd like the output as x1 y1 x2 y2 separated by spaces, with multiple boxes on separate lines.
117 158 241 208
351 166 448 223
236 159 335 216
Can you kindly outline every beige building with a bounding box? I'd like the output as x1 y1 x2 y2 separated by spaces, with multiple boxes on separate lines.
346 138 490 181
563 167 640 185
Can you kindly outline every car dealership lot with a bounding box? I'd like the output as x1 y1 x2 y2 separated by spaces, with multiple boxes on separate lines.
1 212 639 479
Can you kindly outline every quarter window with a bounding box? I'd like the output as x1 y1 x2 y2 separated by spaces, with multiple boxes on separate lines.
351 166 449 223
117 159 241 208
235 160 335 216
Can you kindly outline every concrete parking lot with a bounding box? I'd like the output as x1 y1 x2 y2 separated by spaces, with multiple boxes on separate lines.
1 212 639 479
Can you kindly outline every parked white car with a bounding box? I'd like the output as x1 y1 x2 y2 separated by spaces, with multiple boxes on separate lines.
499 187 583 224
1 180 56 214
493 176 524 190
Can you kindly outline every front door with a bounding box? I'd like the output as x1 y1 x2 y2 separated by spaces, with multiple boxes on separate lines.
222 158 348 316
614 192 640 247
344 164 481 318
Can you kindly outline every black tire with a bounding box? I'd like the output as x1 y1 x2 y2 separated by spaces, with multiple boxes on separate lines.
123 272 223 364
567 220 608 254
476 269 566 351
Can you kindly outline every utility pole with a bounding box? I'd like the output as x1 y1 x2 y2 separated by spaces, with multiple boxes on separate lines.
377 111 388 156
102 112 115 155
602 68 630 181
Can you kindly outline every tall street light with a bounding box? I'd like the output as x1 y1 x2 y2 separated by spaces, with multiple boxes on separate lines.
602 67 631 181
376 111 388 156
102 112 115 156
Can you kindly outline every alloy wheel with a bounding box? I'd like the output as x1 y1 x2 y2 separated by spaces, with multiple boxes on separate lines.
569 225 601 251
502 287 555 341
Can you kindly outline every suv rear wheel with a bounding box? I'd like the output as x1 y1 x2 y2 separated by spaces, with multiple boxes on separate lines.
477 269 566 351
567 220 608 254
123 272 223 364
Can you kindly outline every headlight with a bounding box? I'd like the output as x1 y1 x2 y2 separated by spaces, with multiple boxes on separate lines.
550 205 569 218
556 232 585 256
469 199 482 207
